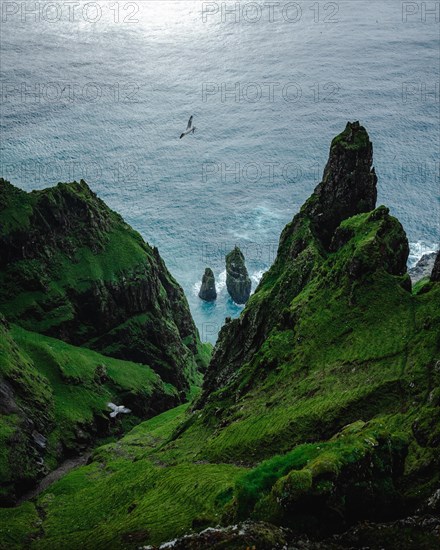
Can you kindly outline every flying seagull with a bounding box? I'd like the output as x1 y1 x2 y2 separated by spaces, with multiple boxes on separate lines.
180 115 196 139
107 402 131 418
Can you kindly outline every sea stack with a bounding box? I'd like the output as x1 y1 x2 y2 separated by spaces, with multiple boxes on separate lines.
198 268 217 301
226 246 251 304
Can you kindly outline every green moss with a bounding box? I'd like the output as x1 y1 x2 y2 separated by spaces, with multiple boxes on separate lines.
0 167 439 547
235 425 408 529
0 502 40 548
331 121 370 151
0 319 177 502
412 276 432 295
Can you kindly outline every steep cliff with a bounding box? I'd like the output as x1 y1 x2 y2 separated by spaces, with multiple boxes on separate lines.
408 252 437 283
200 121 385 403
0 179 209 393
1 125 439 549
431 250 440 282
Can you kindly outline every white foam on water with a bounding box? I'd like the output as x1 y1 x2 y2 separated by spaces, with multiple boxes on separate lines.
193 270 227 297
216 270 227 293
192 281 201 296
250 269 265 293
408 241 439 268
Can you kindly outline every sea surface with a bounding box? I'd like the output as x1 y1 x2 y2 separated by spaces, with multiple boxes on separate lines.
1 1 439 343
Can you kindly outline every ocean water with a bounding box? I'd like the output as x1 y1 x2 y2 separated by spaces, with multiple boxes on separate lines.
1 0 439 343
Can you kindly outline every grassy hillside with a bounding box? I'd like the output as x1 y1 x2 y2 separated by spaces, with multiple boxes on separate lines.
0 315 178 505
0 179 210 393
1 124 438 549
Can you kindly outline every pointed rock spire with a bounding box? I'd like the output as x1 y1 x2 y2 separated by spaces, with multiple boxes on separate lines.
306 121 378 248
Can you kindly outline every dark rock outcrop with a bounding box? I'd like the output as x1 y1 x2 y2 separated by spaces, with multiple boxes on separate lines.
304 120 377 249
431 250 440 282
198 268 217 301
226 246 251 304
409 251 437 283
141 522 289 549
0 179 209 393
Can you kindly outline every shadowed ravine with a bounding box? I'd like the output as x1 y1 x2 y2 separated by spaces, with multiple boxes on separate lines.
16 453 92 507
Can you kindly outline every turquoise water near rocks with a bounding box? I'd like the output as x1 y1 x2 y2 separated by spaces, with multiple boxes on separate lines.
1 1 438 343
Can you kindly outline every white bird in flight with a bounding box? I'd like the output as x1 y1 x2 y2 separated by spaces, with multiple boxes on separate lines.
180 115 196 139
107 402 131 418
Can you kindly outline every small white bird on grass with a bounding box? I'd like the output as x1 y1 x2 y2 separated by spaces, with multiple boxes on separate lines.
107 402 131 418
180 115 196 139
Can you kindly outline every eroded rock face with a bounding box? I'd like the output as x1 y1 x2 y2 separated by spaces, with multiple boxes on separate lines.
301 121 377 249
198 268 217 301
431 251 440 282
140 522 289 550
409 252 437 283
0 179 207 392
226 246 251 304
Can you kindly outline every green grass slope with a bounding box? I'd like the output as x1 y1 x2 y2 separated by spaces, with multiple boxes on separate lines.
0 179 210 393
0 314 177 505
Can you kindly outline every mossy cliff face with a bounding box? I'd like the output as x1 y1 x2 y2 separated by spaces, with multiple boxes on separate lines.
0 179 208 393
0 312 177 505
1 124 439 549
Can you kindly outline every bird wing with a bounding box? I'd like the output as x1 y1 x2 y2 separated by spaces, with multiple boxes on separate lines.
110 411 118 418
121 407 132 414
107 402 118 411
186 116 193 130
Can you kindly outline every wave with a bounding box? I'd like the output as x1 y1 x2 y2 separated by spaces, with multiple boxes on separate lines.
408 241 439 268
250 269 265 292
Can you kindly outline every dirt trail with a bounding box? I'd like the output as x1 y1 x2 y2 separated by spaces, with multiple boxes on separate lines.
16 452 92 506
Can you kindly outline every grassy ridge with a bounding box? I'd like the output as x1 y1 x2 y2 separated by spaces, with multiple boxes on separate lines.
1 206 438 548
0 179 209 393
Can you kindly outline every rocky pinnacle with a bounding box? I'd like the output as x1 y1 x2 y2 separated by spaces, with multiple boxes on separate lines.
198 268 217 301
306 121 378 248
226 246 251 304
